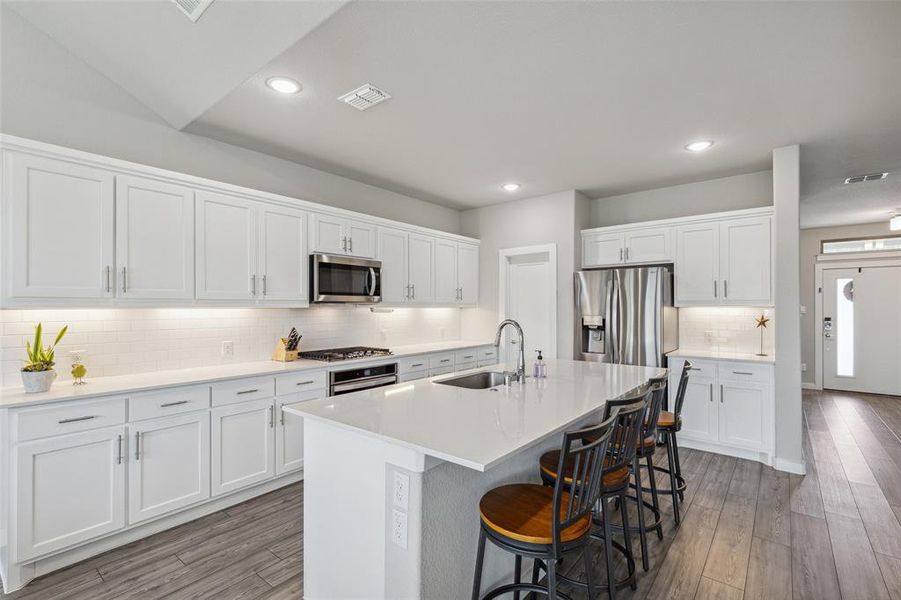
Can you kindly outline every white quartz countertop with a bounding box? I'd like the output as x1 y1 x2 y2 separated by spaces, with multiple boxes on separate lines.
285 359 664 472
667 349 775 364
0 340 493 409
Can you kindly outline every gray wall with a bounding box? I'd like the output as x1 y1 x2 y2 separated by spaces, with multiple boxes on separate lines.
591 171 773 227
459 190 585 359
0 8 461 234
800 221 892 385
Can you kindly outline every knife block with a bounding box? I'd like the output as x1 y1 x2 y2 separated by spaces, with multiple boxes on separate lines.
271 338 299 362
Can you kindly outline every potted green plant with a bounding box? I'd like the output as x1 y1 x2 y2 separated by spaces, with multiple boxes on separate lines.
21 323 68 393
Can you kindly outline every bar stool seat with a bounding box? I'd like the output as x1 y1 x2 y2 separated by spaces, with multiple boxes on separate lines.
658 410 680 429
479 484 591 544
538 452 630 488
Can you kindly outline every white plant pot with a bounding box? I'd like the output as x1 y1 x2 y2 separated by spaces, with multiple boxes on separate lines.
21 370 57 393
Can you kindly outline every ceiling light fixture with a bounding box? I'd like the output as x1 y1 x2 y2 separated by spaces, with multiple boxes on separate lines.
502 183 521 192
890 210 901 232
684 140 714 152
265 77 302 95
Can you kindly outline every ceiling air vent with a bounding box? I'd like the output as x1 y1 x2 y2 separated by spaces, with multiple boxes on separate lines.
338 84 392 111
844 172 889 184
172 0 215 22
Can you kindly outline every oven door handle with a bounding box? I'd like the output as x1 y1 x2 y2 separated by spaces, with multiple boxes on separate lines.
331 375 398 394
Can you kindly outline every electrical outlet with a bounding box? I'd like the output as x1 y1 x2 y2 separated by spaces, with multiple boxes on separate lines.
221 341 234 358
801 363 807 372
393 471 410 510
800 305 807 315
391 509 407 549
704 331 714 343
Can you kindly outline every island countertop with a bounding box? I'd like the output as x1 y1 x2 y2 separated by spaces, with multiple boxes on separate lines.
286 359 664 471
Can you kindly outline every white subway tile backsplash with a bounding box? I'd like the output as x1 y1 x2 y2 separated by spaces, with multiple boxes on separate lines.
678 306 774 355
0 306 461 387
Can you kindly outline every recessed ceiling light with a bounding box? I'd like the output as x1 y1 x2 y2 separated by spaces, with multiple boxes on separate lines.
266 77 302 95
685 140 714 152
502 183 521 192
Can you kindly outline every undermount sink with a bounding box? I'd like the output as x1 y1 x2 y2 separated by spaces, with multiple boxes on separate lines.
434 371 508 390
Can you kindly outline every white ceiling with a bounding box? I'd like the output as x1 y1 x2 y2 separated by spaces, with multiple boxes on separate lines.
8 1 901 227
5 0 348 129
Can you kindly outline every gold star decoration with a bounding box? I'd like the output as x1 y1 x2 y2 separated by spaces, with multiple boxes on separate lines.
755 314 770 329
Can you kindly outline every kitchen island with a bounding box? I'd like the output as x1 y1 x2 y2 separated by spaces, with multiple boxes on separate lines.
285 359 664 599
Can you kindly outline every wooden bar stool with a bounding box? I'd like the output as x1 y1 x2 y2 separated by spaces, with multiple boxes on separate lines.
472 416 617 600
642 361 691 525
537 391 650 598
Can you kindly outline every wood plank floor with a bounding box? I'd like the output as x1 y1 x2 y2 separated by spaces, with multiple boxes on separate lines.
4 388 901 599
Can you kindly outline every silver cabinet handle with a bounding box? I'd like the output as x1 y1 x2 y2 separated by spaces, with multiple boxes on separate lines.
59 415 96 424
268 405 274 428
280 406 285 426
440 359 451 363
295 380 315 386
688 367 702 371
121 266 127 293
161 400 189 407
237 388 259 395
619 248 623 261
625 248 630 261
342 236 347 252
117 434 123 465
251 274 257 296
732 371 753 376
348 237 353 253
105 266 111 293
713 280 717 298
262 275 267 296
411 363 424 368
709 383 713 402
135 432 142 460
411 283 415 299
720 384 724 403
462 355 474 359
724 280 728 298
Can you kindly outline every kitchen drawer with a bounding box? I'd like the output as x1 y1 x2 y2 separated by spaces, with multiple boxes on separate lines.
668 357 716 379
429 352 455 370
212 376 275 407
429 366 455 377
717 362 772 384
276 370 327 396
129 386 210 421
454 348 478 365
397 355 429 374
398 371 428 383
455 361 477 372
478 346 498 362
13 397 127 442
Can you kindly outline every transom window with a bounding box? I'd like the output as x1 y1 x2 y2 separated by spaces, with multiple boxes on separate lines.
821 235 901 254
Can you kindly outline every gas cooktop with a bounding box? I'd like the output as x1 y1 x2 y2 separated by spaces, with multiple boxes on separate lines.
298 346 392 362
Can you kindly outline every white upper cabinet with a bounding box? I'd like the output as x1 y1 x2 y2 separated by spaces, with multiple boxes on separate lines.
309 213 376 258
258 206 307 303
719 216 772 305
408 234 436 304
115 175 194 300
6 153 115 299
624 227 672 264
457 243 479 306
583 232 625 267
377 227 410 303
195 192 257 300
675 222 719 305
434 239 459 303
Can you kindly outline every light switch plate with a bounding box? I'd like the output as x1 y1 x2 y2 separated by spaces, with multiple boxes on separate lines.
393 471 410 510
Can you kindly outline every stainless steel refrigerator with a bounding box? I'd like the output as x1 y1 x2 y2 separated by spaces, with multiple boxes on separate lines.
574 266 678 367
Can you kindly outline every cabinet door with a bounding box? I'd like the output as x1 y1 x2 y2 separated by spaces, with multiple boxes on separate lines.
434 239 459 303
346 219 376 258
677 377 718 443
128 412 210 525
675 223 719 305
310 213 346 255
719 217 772 305
15 427 126 561
625 227 673 264
211 398 275 496
408 234 436 304
7 153 115 299
378 228 410 303
457 243 479 306
718 381 768 451
582 232 624 267
276 390 323 475
195 192 257 300
259 206 307 304
116 175 194 300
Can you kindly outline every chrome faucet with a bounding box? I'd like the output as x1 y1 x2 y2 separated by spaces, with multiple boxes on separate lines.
494 319 526 382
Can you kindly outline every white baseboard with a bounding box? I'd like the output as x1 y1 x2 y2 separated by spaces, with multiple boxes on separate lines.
801 382 820 390
677 438 773 467
774 457 806 475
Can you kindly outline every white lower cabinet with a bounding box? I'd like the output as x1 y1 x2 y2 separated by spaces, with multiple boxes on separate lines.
675 375 718 443
718 380 768 451
14 426 126 561
276 389 324 476
211 398 276 497
127 412 210 525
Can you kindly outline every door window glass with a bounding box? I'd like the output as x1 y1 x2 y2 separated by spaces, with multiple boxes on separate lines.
835 278 854 377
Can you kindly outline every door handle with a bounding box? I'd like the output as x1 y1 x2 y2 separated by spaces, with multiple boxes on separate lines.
251 274 257 296
121 266 127 293
135 432 142 460
625 248 630 261
713 280 717 298
280 406 285 426
348 237 353 253
619 248 623 262
720 384 724 403
117 434 123 465
105 266 111 293
724 280 728 298
268 405 274 428
709 383 713 402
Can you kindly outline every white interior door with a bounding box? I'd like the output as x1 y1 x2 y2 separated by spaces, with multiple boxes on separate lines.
501 248 556 365
824 266 901 396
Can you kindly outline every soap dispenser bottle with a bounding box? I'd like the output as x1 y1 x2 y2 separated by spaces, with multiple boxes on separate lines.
534 350 547 378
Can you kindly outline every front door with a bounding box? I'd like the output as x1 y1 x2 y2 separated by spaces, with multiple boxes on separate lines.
823 266 901 396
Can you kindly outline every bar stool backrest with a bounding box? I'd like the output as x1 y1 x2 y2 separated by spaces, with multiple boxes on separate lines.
601 389 651 479
673 361 693 418
550 414 617 555
642 374 668 441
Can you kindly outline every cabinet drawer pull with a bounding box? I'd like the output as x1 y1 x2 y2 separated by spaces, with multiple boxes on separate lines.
295 380 316 386
411 363 424 368
462 355 473 359
689 367 702 371
440 359 451 363
237 389 259 395
160 400 189 408
732 371 753 376
58 415 96 424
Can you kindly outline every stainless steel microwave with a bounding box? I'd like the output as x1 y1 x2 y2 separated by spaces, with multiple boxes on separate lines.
310 254 382 303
